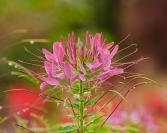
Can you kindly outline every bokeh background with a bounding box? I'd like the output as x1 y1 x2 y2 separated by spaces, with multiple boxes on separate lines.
0 0 167 132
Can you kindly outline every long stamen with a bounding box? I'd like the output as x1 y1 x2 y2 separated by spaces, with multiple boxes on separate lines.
30 59 43 63
18 60 44 67
24 46 45 60
116 34 131 46
114 48 138 63
123 57 149 70
117 43 137 54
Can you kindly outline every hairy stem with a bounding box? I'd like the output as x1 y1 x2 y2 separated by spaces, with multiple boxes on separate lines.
79 81 84 133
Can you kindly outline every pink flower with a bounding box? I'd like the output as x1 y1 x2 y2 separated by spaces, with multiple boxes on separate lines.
108 107 158 132
130 107 158 132
53 42 65 63
108 111 128 125
40 32 124 90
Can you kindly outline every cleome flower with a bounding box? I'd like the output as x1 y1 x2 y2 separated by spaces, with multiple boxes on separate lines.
40 32 124 90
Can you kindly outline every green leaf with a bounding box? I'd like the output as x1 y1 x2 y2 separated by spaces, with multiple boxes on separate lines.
84 98 98 107
71 82 80 94
59 124 78 133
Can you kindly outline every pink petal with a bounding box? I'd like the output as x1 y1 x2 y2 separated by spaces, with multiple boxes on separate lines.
64 62 72 80
67 50 73 64
79 74 86 81
104 42 114 50
97 71 111 80
98 68 124 81
86 63 94 71
86 61 101 71
90 35 94 51
109 68 124 76
43 77 59 85
94 61 102 68
100 52 111 70
44 61 52 76
51 62 57 77
94 33 102 47
85 32 89 49
67 33 77 67
40 82 47 90
84 32 89 58
67 34 72 58
79 63 86 75
72 33 77 61
53 42 65 62
72 32 75 47
42 49 54 61
102 48 110 55
72 46 77 66
91 33 103 57
55 73 65 79
78 38 84 57
71 74 79 83
110 45 119 59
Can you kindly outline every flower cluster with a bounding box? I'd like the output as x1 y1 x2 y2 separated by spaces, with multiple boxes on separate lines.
40 33 123 90
108 107 158 132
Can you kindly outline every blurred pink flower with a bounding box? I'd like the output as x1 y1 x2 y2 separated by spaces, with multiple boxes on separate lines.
40 32 124 90
130 107 158 132
108 106 158 132
108 111 127 125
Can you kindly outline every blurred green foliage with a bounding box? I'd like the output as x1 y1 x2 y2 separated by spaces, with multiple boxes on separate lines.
0 0 119 88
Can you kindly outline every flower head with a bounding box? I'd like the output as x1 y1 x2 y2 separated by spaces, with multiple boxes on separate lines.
40 32 124 90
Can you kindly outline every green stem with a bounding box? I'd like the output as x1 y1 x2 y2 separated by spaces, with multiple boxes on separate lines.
79 81 84 133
